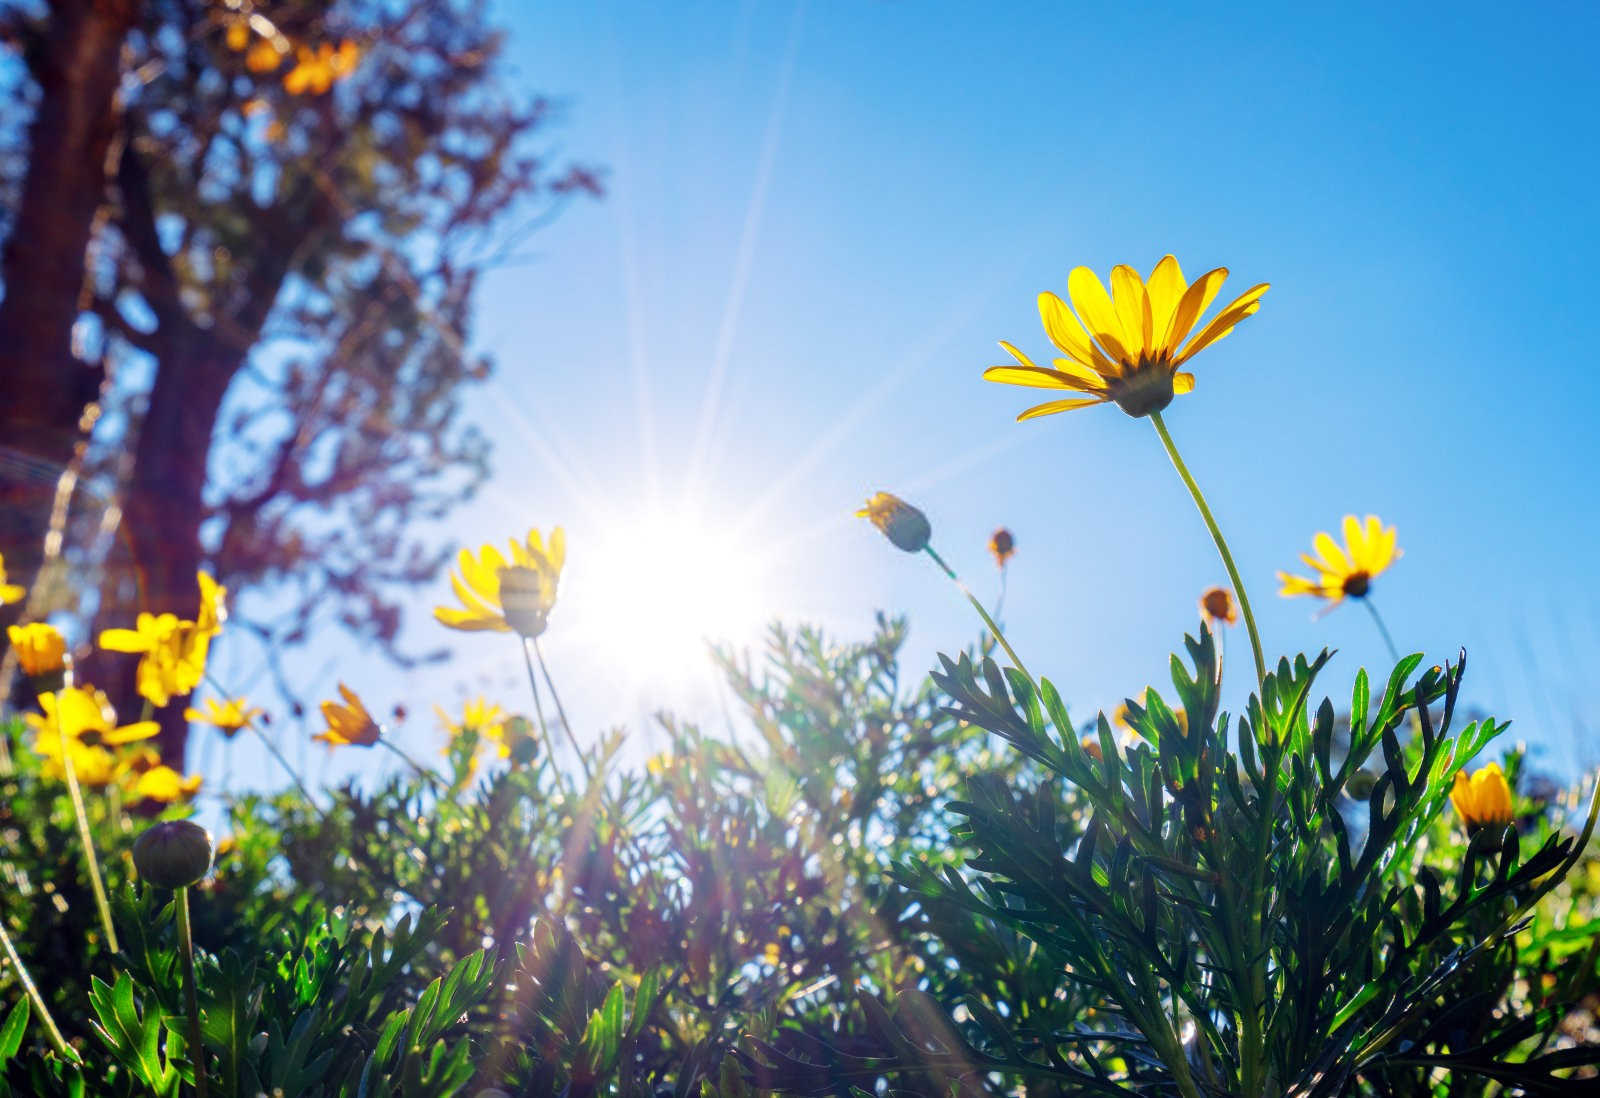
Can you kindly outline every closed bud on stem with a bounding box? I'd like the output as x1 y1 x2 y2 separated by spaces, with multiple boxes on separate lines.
132 820 214 889
855 492 931 553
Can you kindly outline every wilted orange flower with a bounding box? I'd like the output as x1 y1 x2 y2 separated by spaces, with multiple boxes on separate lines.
1199 586 1237 626
988 528 1016 568
315 683 381 747
984 255 1269 420
855 493 931 553
8 622 67 678
1450 763 1513 829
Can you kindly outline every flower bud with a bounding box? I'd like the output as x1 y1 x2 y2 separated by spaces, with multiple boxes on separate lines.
132 820 214 889
855 492 931 553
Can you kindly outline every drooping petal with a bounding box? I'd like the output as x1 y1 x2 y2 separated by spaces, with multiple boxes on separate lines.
433 605 508 631
1175 283 1269 365
1172 371 1196 395
998 339 1041 370
1036 293 1100 368
98 628 152 653
1016 396 1106 421
1161 267 1228 356
982 366 1076 390
1066 267 1136 366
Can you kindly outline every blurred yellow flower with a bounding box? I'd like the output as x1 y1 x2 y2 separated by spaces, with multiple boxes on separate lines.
436 696 508 742
185 696 261 739
1199 586 1238 626
8 622 67 677
1450 763 1513 829
855 492 931 553
98 572 223 707
0 551 24 604
435 528 565 638
224 18 250 52
988 527 1016 568
98 613 203 707
38 686 159 748
283 40 361 95
1277 515 1401 607
315 683 381 747
984 255 1268 420
131 765 203 805
36 737 117 787
245 37 284 73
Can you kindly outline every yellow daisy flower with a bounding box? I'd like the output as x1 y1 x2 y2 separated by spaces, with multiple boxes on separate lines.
8 622 67 678
1450 763 1513 829
0 551 24 605
855 492 931 553
1277 515 1401 607
314 683 381 747
37 737 118 788
38 686 160 748
436 696 508 743
98 613 203 707
130 765 203 805
185 696 262 739
244 37 285 73
434 528 565 638
984 255 1269 419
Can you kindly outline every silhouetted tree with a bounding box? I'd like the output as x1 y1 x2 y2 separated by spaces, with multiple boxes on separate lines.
2 0 600 762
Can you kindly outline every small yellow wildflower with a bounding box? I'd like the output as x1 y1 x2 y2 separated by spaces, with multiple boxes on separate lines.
988 528 1016 568
224 18 250 52
0 551 24 604
131 765 203 805
1277 515 1401 608
38 686 159 748
1199 586 1238 626
435 528 565 638
282 40 361 95
37 737 118 787
984 255 1269 419
8 622 67 678
315 683 381 747
185 696 262 739
1450 763 1513 830
98 572 223 707
855 492 931 553
436 696 507 742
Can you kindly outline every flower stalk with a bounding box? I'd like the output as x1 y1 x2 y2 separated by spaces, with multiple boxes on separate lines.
923 546 1034 685
53 712 119 954
1150 411 1266 687
175 886 208 1098
0 917 78 1062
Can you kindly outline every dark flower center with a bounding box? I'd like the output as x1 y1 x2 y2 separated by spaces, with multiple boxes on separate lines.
1342 572 1370 597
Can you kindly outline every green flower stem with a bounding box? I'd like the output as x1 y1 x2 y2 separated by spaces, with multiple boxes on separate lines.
1362 597 1402 666
1150 411 1267 688
0 915 78 1062
52 714 118 954
923 546 1034 684
520 637 575 799
376 738 439 782
175 887 208 1098
533 637 592 782
201 672 317 805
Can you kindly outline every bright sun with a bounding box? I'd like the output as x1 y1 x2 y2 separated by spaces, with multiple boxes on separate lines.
567 502 770 700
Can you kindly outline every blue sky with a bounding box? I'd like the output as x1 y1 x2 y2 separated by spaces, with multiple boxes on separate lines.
212 1 1600 792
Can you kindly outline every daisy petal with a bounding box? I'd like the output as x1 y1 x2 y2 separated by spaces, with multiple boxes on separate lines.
1162 267 1228 356
1145 256 1187 346
1017 396 1106 421
1066 267 1136 365
1172 371 1195 395
1175 283 1268 365
1110 265 1153 357
982 366 1076 390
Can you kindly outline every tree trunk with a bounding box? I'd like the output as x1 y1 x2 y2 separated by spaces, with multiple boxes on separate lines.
89 320 239 767
0 0 137 623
